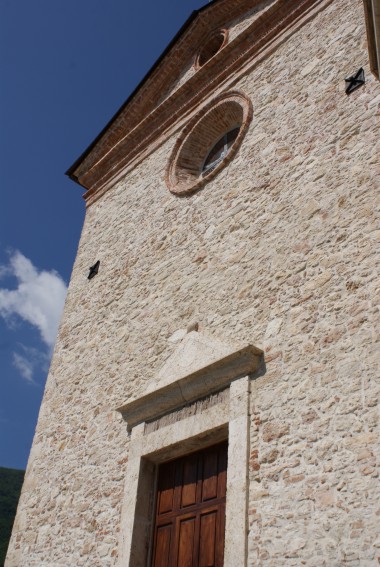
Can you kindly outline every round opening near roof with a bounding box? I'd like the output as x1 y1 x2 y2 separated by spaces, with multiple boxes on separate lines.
165 91 252 196
195 30 228 68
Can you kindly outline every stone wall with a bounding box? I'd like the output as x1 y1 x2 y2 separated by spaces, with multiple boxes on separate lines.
6 0 379 565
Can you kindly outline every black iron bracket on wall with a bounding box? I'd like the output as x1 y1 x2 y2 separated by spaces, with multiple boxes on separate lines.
88 260 100 280
345 68 365 94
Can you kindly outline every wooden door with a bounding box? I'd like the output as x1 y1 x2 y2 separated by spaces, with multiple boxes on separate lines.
151 441 227 567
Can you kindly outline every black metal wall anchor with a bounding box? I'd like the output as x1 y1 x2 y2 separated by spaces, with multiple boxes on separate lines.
88 260 100 280
345 68 365 95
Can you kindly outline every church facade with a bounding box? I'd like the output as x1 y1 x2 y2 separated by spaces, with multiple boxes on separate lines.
6 0 380 565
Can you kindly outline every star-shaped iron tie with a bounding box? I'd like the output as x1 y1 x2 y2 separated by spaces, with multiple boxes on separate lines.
88 260 100 280
345 67 365 95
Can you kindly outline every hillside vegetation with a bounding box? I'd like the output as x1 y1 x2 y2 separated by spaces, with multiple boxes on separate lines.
0 467 25 566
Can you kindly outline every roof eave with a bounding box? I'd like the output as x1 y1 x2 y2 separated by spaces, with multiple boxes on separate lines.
65 1 225 185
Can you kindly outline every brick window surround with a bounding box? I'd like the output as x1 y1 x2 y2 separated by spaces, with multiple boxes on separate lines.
195 29 229 69
165 91 253 196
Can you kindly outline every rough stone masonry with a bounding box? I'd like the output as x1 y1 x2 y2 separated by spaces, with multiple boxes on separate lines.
6 0 379 565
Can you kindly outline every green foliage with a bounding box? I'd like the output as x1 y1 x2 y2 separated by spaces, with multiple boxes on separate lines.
0 467 25 566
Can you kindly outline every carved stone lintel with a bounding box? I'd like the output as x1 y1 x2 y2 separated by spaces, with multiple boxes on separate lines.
117 333 262 430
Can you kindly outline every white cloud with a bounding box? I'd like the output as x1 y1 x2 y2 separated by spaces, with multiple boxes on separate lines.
0 251 67 348
12 346 50 383
12 352 34 382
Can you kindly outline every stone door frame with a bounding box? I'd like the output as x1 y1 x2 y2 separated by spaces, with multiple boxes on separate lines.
117 375 250 567
116 333 262 566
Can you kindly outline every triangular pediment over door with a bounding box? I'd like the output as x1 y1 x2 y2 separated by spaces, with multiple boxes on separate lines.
117 331 262 430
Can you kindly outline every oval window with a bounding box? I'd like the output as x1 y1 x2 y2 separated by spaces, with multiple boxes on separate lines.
196 31 228 68
166 91 252 195
202 128 240 177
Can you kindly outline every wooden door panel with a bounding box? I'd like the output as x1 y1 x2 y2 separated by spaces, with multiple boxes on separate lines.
153 523 173 567
177 516 196 567
201 450 218 502
217 448 227 501
181 454 198 508
199 510 217 566
151 442 227 567
158 461 176 515
216 503 225 567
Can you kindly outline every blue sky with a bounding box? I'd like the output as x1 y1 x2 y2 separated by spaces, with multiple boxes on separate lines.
0 0 204 470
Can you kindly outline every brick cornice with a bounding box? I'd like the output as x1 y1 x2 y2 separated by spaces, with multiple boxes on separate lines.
70 0 333 206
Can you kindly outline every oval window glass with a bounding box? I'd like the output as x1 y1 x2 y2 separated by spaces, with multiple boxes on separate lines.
202 128 240 176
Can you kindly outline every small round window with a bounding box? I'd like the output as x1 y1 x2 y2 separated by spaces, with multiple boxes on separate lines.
195 30 228 68
166 91 252 195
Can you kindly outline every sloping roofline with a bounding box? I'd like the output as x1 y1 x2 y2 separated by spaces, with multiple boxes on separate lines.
66 0 221 182
68 0 361 203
